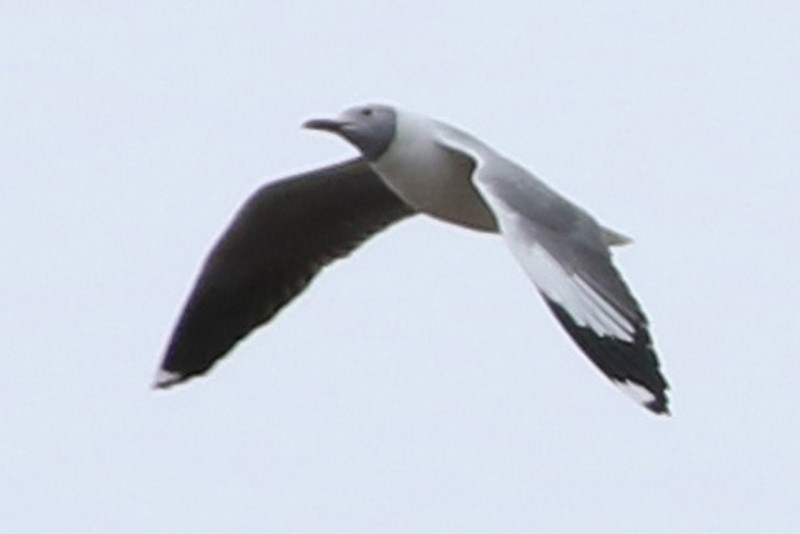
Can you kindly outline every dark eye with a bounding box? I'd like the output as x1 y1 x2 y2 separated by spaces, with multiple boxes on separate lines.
360 108 373 117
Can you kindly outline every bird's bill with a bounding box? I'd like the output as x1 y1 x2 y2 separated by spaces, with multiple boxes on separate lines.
303 117 349 133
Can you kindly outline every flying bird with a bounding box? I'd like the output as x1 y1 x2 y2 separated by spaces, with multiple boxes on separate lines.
155 104 670 414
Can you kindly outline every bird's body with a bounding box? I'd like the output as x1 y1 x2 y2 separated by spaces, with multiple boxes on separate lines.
156 104 670 414
372 110 497 231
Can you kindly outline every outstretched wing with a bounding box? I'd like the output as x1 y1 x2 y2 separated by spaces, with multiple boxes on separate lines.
475 160 669 414
434 127 669 414
156 159 415 388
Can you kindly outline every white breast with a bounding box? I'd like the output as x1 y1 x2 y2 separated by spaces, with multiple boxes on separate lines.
371 110 497 232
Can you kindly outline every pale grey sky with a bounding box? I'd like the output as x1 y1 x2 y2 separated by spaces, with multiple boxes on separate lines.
2 1 799 532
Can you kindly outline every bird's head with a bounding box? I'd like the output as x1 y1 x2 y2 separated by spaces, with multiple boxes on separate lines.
304 104 397 161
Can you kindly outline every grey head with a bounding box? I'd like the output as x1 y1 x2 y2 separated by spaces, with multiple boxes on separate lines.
304 104 397 161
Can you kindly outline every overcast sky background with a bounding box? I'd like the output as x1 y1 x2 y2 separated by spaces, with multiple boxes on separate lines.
2 1 799 532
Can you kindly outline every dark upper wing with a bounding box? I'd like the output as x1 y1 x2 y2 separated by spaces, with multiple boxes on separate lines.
155 158 415 387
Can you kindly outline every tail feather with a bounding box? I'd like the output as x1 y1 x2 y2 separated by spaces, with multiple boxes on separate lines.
602 227 634 247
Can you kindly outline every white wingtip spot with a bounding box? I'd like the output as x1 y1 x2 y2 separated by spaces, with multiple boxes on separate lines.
152 369 182 389
616 380 656 407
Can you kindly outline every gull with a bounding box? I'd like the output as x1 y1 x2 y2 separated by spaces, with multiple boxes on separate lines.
155 104 670 414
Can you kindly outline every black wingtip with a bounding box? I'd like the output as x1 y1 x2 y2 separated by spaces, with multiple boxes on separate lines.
544 298 671 415
648 401 671 416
